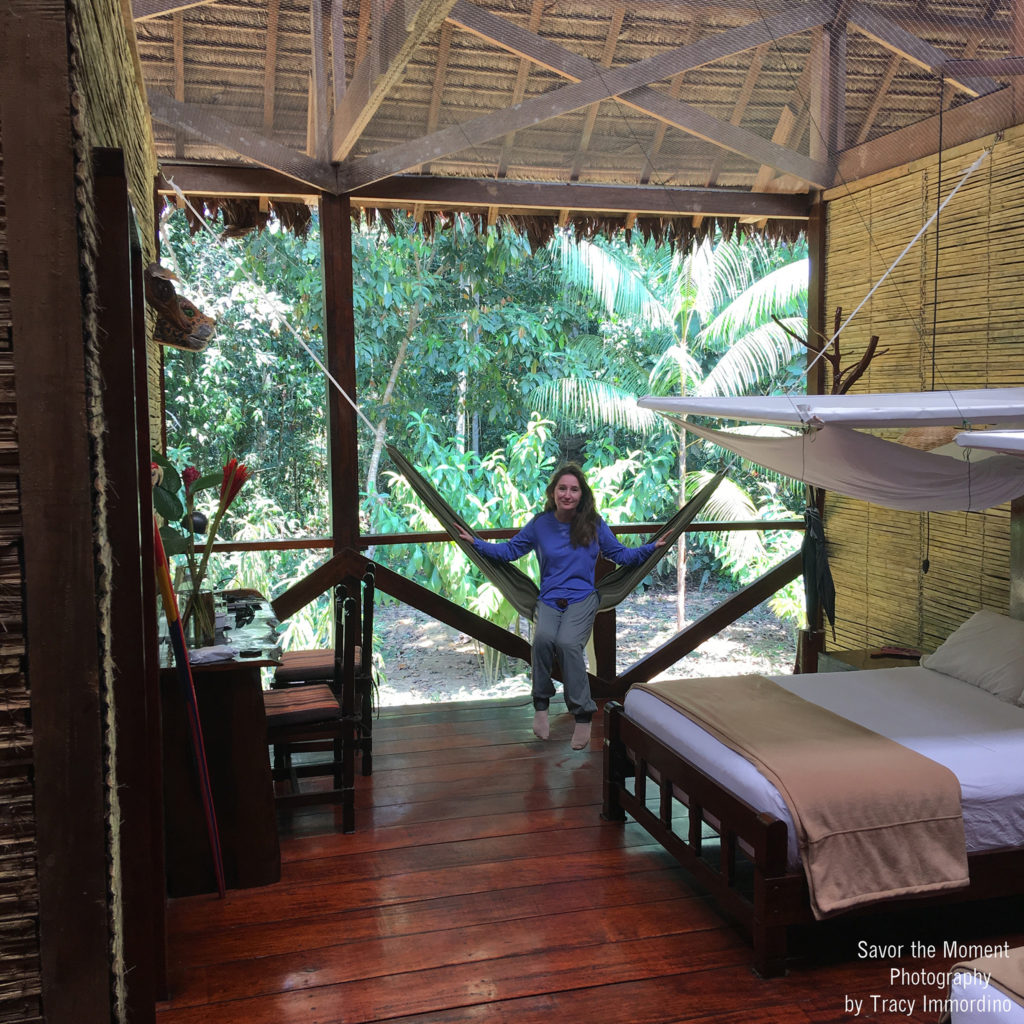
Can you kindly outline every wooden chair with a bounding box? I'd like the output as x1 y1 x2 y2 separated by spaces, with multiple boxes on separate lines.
272 565 376 776
262 586 357 832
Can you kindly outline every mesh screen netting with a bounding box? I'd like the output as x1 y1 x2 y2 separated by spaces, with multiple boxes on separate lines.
133 0 1019 200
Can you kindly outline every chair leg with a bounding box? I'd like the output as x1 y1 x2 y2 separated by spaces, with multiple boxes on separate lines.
328 734 355 833
358 677 373 776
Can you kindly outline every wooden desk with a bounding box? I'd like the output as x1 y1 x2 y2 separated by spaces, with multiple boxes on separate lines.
159 595 282 897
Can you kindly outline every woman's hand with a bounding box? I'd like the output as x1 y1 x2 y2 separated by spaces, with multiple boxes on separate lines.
654 536 667 548
456 525 473 543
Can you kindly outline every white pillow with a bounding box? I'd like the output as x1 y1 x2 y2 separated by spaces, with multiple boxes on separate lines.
921 609 1024 703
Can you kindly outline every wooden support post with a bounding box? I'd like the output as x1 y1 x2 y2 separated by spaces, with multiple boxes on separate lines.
799 193 829 673
93 148 162 1022
593 558 616 681
320 194 360 553
0 4 114 1019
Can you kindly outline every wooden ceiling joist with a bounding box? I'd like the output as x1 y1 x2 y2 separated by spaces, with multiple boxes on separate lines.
350 175 812 220
331 0 459 162
149 94 338 192
340 1 833 191
495 0 545 179
308 0 331 161
848 3 1002 97
263 0 280 135
156 164 812 222
567 6 626 182
132 0 216 21
420 21 454 174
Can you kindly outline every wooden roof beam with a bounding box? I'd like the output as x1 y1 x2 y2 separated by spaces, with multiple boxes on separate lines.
852 51 900 144
308 0 331 161
331 0 459 162
495 0 545 179
153 165 810 221
172 11 185 157
263 0 280 134
848 3 1002 97
568 6 625 182
157 163 321 200
149 93 338 191
340 1 832 191
349 175 811 220
420 21 454 174
835 87 1016 186
132 0 217 21
703 40 767 189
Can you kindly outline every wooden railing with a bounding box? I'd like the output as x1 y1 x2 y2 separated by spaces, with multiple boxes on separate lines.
210 519 803 553
257 519 805 701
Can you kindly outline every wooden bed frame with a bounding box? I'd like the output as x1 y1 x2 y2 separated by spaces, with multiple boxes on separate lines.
601 700 1024 978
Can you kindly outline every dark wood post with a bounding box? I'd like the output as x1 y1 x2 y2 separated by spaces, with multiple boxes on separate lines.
93 148 164 1019
797 192 829 672
593 559 616 682
320 194 361 553
0 4 114 1019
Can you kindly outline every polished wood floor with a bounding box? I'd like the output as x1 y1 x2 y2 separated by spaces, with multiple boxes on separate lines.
157 698 1024 1024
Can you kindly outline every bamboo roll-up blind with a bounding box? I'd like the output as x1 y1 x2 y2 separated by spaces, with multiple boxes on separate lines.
822 124 1024 651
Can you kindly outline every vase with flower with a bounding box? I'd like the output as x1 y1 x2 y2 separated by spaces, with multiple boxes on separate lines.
152 452 251 647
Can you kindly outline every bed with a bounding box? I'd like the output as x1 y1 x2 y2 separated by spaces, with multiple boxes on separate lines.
602 609 1024 977
943 947 1024 1023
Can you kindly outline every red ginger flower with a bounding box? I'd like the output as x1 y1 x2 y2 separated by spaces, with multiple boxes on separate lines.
219 458 250 508
182 465 200 494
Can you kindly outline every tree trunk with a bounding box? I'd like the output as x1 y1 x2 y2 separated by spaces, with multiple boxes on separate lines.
366 299 420 496
455 369 468 452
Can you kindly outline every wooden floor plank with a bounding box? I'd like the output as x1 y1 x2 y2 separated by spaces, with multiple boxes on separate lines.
168 869 712 967
157 697 1024 1024
167 896 730 1008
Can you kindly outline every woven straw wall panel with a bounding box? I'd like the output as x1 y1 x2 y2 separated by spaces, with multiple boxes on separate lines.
824 128 1024 652
77 0 161 442
0 136 43 1021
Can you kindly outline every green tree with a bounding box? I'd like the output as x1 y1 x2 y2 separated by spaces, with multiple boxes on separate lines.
530 229 808 623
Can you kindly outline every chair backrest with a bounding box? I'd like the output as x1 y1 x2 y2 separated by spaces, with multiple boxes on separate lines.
331 585 358 712
360 564 375 668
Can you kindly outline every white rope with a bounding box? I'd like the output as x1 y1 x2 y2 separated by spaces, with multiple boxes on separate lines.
163 178 378 435
804 146 992 382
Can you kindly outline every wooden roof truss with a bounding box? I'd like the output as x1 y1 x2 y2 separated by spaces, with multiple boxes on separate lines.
133 0 1022 227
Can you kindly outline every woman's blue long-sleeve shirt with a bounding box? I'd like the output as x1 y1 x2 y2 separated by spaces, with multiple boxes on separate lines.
472 512 656 609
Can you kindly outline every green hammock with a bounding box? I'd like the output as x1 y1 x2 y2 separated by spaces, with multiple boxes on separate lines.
387 444 725 620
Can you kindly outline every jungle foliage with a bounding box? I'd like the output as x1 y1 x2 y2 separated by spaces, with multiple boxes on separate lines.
159 208 808 652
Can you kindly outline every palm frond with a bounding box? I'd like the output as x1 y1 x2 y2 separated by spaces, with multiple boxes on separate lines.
697 318 805 397
699 259 808 350
648 343 703 394
553 233 674 327
684 470 764 565
527 377 663 433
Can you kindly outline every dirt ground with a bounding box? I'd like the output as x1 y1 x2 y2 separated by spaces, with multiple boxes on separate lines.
375 579 797 707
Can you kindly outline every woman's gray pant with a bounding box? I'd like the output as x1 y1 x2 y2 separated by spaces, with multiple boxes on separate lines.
531 592 599 721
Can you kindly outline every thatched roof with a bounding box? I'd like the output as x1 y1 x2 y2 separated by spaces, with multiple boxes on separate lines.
134 0 1021 236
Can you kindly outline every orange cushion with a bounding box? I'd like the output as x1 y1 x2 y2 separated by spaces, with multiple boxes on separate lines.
274 647 363 683
263 684 339 726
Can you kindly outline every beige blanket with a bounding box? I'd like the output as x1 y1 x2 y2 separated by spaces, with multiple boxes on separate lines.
634 675 969 919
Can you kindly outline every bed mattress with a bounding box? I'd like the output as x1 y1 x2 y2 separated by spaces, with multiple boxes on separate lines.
948 968 1024 1024
622 666 1024 869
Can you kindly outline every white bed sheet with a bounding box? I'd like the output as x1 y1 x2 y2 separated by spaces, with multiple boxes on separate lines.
949 970 1024 1024
622 667 1024 869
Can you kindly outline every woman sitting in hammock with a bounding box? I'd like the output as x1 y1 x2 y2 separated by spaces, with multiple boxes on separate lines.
457 463 664 750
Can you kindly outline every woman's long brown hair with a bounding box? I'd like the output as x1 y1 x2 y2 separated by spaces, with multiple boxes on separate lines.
543 463 599 547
